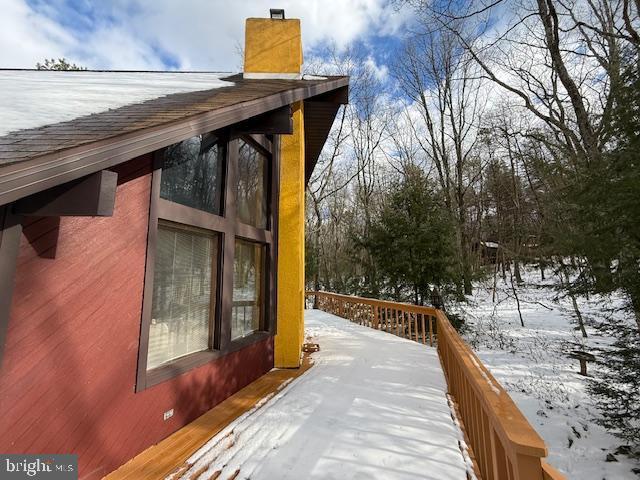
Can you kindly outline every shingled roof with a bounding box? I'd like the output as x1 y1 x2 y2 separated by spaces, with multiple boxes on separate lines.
0 70 348 206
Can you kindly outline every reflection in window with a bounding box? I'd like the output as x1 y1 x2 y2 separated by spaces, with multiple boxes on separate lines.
236 140 268 228
147 224 217 370
160 134 223 214
232 240 264 339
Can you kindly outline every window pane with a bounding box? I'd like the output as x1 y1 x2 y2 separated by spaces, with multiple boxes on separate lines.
232 240 264 339
147 225 217 370
160 134 223 214
236 140 268 228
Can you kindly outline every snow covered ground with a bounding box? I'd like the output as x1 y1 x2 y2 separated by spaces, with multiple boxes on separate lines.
172 309 470 480
456 267 638 479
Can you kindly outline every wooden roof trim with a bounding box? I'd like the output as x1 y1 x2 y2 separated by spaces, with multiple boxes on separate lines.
0 76 348 207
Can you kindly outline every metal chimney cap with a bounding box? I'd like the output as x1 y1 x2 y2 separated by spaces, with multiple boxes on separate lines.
270 8 285 19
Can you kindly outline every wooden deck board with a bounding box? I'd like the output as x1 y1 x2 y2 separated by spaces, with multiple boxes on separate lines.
103 358 313 480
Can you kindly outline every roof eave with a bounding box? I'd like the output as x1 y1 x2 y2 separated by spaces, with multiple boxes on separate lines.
0 76 349 208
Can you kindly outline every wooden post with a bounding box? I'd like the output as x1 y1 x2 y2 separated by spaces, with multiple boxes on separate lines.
373 305 379 329
513 452 546 480
421 315 426 344
579 359 587 376
429 316 434 347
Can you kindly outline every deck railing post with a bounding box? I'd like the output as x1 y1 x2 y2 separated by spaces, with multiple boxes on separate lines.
490 428 509 480
513 453 546 480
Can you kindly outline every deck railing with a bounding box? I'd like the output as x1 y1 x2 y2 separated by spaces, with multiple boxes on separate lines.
306 291 565 480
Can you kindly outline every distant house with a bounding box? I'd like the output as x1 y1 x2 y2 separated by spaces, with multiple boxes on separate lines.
0 15 347 479
473 240 500 264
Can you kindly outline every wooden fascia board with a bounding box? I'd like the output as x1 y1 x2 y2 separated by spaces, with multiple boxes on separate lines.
0 77 349 207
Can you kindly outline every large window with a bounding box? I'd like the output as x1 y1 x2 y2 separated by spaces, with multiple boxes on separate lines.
147 224 217 369
137 133 277 391
160 134 224 215
236 140 268 228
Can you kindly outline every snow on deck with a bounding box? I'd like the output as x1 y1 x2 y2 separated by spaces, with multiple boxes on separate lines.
174 309 469 480
0 71 234 136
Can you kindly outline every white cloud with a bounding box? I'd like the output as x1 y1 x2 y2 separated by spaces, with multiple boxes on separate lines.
0 0 75 68
0 0 412 71
364 56 389 81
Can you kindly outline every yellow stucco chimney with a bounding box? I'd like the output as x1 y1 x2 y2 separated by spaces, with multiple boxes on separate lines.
244 17 303 77
244 13 305 368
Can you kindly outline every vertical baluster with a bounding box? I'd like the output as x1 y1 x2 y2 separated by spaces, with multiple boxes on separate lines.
393 309 398 335
429 315 434 347
469 393 484 479
480 412 492 480
421 314 426 344
408 312 413 341
490 428 508 480
384 307 389 333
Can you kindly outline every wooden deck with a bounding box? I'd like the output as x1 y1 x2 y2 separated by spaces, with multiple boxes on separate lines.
164 309 471 480
104 357 313 480
309 291 566 480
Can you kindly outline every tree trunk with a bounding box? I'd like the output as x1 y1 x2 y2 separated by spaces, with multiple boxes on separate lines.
510 268 525 327
514 259 523 284
558 262 588 338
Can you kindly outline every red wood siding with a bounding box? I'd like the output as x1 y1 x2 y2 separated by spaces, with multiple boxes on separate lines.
0 154 275 479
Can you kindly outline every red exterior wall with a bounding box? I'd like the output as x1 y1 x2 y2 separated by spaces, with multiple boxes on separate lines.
0 154 275 479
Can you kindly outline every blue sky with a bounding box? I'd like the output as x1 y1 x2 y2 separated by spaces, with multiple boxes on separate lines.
1 0 415 76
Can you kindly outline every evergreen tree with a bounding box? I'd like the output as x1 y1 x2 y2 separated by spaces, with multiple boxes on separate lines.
578 54 640 446
366 166 458 306
36 58 86 71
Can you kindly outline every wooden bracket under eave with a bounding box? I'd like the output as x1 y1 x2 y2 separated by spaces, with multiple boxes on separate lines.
232 105 294 135
306 85 349 105
13 170 118 217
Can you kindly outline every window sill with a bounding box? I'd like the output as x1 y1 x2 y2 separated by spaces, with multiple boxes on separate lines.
228 330 271 353
138 331 273 392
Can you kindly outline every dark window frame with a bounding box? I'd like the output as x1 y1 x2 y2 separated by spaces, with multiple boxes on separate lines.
231 238 267 341
136 131 279 392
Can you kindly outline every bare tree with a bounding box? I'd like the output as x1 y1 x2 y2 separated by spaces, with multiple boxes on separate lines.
393 27 488 294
